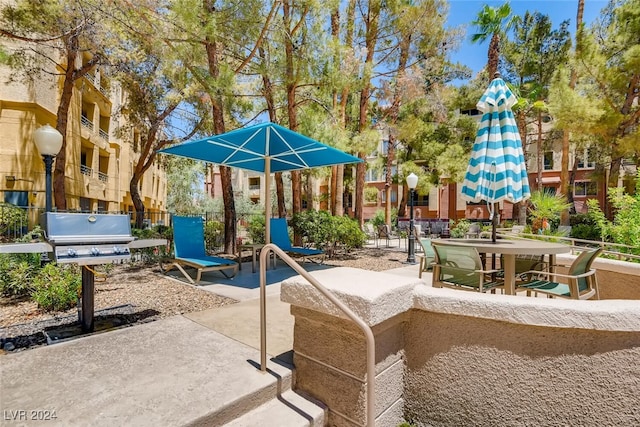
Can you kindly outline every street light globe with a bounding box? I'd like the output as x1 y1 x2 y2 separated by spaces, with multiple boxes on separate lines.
406 172 418 190
34 124 63 156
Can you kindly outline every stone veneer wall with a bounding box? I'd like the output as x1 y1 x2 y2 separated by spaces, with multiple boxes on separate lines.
281 267 640 427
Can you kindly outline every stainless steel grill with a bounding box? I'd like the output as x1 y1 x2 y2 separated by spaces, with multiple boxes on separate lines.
1 212 166 335
42 213 135 265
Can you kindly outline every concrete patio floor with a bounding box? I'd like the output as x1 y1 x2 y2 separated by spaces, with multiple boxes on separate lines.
1 245 425 426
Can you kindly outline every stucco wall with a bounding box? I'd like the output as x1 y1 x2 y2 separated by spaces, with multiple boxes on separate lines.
404 310 640 426
292 307 407 427
282 267 640 427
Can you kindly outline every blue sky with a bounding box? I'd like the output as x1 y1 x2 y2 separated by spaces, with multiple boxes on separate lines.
446 0 609 81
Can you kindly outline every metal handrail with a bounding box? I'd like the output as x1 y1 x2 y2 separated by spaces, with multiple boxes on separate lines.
494 229 640 262
259 243 376 427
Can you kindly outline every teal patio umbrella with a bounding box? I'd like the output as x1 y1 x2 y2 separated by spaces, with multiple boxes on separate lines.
159 122 362 242
460 76 531 242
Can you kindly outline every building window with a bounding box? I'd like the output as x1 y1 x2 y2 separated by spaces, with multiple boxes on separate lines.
4 191 28 207
577 149 596 169
574 181 597 197
80 197 91 212
543 151 554 170
380 189 398 204
415 194 429 207
365 168 378 182
248 177 260 190
97 200 107 212
381 140 389 155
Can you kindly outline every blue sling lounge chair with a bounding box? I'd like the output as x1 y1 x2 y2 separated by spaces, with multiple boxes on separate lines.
270 218 324 263
163 216 238 284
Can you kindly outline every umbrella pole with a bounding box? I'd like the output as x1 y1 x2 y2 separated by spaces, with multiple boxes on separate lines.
265 157 271 244
491 202 499 243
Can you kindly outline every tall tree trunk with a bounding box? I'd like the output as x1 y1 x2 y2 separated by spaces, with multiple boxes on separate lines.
514 110 529 225
355 1 380 227
536 110 543 191
204 0 235 255
282 0 305 245
487 33 500 81
334 0 356 218
53 35 80 211
560 0 584 225
606 157 623 219
259 46 285 217
385 32 410 226
130 176 145 228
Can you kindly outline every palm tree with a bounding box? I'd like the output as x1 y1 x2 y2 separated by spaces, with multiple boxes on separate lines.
471 3 518 80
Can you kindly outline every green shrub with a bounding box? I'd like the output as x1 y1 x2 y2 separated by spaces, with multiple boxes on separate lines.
450 219 471 238
247 215 266 244
290 210 367 255
31 263 81 312
370 208 398 227
291 210 333 248
332 216 367 249
0 202 28 240
0 253 41 297
204 220 224 252
569 213 601 240
131 225 172 263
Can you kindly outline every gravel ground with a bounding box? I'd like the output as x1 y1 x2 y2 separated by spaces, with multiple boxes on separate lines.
1 246 408 353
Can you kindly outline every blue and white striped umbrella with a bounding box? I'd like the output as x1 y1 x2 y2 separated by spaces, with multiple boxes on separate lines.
461 77 531 224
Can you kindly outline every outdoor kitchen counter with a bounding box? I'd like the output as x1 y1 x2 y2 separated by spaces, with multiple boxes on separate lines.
0 242 52 253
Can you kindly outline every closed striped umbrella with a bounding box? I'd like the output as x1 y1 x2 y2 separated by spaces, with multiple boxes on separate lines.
461 77 531 242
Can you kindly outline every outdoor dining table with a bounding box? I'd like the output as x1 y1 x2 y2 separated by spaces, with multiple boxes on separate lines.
433 238 572 295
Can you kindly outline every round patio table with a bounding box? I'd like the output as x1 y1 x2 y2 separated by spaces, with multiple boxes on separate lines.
433 238 571 295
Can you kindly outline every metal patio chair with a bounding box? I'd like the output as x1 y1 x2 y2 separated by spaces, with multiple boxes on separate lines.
517 247 602 300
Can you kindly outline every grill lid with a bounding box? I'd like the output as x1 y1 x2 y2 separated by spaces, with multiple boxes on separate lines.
43 212 135 244
42 213 135 265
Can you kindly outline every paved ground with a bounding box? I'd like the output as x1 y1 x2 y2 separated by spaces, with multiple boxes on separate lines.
1 247 426 426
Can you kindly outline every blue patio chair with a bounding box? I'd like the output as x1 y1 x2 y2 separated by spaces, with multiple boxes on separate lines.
517 247 602 300
162 216 238 284
270 218 324 263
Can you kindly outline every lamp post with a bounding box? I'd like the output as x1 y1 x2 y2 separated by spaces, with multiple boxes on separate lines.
34 124 63 212
406 173 418 264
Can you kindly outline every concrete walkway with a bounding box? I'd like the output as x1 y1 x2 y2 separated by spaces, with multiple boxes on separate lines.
1 251 426 426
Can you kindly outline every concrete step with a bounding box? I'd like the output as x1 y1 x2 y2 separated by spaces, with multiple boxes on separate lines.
222 390 326 427
0 316 304 427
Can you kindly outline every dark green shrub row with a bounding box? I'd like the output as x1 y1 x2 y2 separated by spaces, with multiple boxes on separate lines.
290 210 367 255
0 253 80 311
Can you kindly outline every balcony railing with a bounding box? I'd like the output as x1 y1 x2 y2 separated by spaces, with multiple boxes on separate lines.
85 72 96 84
97 171 108 182
81 115 94 130
80 164 93 177
99 129 109 141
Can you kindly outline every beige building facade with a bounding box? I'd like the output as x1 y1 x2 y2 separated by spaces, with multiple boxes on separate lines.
0 49 167 224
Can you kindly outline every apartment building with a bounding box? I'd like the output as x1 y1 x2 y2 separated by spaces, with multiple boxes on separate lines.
362 114 637 223
0 49 167 224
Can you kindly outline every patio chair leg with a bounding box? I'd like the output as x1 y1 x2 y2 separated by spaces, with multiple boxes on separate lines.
174 263 195 284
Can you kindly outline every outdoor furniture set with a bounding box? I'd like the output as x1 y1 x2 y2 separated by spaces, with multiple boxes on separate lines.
162 216 325 284
428 238 602 300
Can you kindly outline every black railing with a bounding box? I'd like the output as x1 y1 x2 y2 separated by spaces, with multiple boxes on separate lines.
0 206 172 241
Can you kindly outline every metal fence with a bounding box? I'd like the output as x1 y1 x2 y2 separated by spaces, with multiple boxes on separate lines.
0 205 172 241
